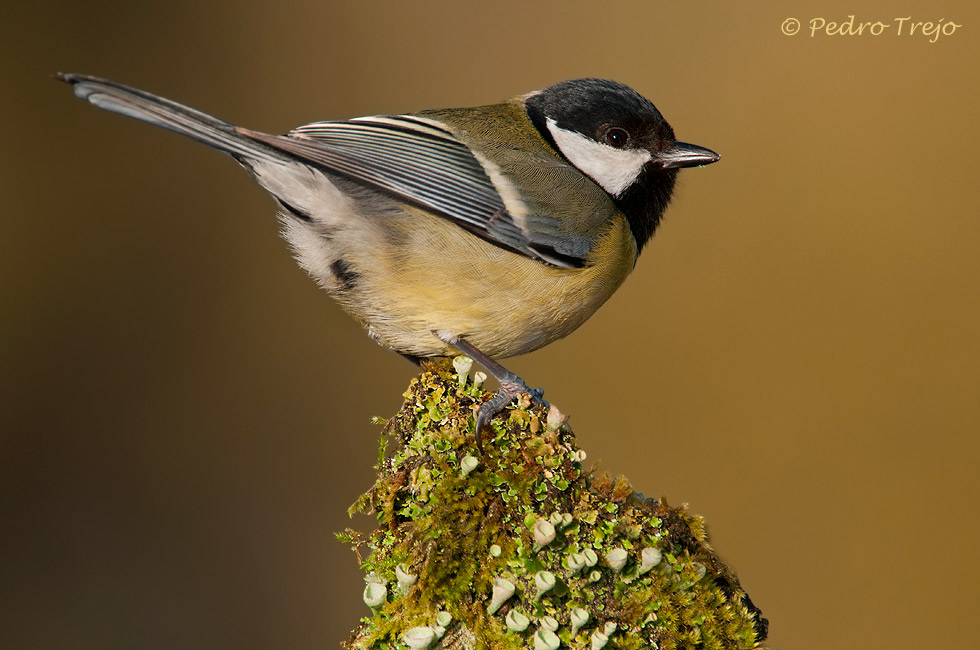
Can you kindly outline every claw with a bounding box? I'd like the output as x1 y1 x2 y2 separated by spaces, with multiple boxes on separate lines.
432 331 549 452
473 382 549 451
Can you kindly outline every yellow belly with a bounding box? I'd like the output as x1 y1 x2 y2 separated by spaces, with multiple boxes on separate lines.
326 206 637 358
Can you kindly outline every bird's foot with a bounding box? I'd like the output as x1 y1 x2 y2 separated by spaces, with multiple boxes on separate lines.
474 374 549 452
432 331 548 452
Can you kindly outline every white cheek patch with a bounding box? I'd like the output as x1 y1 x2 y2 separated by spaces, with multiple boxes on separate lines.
546 118 652 197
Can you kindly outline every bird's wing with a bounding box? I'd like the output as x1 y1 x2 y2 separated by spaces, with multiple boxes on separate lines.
240 115 591 268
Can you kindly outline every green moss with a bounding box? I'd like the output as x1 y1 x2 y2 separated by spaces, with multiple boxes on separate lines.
343 360 768 650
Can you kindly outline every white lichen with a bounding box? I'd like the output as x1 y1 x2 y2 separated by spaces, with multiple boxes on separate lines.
534 571 556 599
605 548 628 573
534 629 561 650
403 626 436 650
583 548 599 567
639 547 662 574
570 608 590 637
452 356 473 386
505 609 530 632
395 563 417 593
591 630 609 650
533 518 556 549
488 577 516 615
460 455 479 478
566 552 586 575
363 582 387 609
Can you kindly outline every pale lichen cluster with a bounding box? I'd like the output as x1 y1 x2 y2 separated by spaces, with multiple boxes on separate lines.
340 360 767 650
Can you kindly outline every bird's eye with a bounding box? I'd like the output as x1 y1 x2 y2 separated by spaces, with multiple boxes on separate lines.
604 127 629 148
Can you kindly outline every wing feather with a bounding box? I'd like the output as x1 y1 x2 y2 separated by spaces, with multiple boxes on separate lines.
239 117 589 268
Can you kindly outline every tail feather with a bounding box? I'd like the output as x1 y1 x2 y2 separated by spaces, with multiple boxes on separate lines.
58 73 282 163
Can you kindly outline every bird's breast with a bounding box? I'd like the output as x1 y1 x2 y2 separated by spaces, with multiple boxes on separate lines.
326 205 637 358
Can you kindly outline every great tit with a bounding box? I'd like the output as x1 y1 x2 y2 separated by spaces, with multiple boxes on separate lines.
60 74 719 447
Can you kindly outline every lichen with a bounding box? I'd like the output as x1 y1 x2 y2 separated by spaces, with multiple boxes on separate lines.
341 360 768 650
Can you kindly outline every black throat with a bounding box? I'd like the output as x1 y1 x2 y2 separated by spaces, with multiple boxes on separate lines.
612 164 678 254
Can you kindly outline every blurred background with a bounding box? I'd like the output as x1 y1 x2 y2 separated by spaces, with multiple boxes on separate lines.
3 1 979 649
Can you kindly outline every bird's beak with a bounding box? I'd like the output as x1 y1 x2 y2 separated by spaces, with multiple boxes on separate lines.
658 142 721 169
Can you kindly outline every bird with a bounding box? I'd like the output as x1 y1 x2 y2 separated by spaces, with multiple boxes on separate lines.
60 74 719 449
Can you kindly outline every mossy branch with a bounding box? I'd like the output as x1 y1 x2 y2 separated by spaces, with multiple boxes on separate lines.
340 360 768 650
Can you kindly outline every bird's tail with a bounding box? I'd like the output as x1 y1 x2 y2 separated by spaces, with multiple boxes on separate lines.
59 73 283 163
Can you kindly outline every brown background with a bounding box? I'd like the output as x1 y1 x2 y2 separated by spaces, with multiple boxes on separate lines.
3 1 979 649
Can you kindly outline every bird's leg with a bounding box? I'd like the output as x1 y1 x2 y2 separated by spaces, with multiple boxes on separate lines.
434 332 548 451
